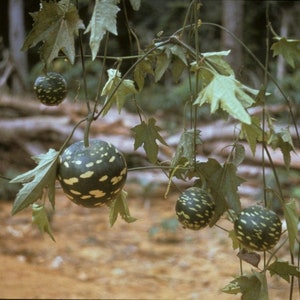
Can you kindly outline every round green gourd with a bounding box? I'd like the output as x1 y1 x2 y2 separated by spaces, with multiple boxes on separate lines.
33 72 67 106
234 205 282 251
175 187 215 230
57 139 127 208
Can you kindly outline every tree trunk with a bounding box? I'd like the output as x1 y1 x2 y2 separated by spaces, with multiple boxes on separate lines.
221 0 244 75
8 0 28 93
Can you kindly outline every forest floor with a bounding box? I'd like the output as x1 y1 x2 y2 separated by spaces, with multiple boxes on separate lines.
0 187 295 299
0 96 298 299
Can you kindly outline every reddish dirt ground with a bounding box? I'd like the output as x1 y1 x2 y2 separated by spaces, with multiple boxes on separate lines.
0 182 294 300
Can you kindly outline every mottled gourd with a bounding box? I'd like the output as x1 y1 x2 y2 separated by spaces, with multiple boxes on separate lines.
175 187 215 230
57 139 127 208
234 205 282 251
33 72 67 106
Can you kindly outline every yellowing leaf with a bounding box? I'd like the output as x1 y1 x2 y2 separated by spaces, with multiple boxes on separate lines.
101 68 138 115
194 74 258 124
32 203 55 241
271 37 300 68
283 199 299 253
22 0 85 67
85 0 120 60
131 117 168 164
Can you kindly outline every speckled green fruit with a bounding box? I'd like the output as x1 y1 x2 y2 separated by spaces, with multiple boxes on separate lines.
175 187 215 230
234 206 282 251
57 139 127 208
33 72 67 106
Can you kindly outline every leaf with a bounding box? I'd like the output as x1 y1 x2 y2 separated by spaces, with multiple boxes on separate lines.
234 271 269 300
171 56 186 82
109 190 137 226
196 159 243 224
129 0 141 11
268 127 295 170
202 50 234 76
131 117 168 164
228 229 240 250
222 280 241 295
22 0 85 67
10 149 59 215
101 68 138 115
241 116 262 155
85 0 120 60
170 129 202 178
154 49 172 82
283 199 299 252
194 74 258 124
237 248 261 268
268 260 300 283
233 143 245 166
134 57 154 90
32 203 55 241
271 37 300 68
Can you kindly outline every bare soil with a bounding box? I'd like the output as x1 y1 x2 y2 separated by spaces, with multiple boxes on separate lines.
0 185 293 299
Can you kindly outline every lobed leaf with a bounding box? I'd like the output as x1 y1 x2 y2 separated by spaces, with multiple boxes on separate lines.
10 149 59 215
194 74 258 124
196 159 243 225
268 127 295 170
271 37 300 68
267 260 300 283
85 0 120 60
22 0 84 67
101 68 138 115
131 117 168 164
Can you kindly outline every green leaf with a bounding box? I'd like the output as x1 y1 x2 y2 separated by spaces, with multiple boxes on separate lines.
271 37 300 68
202 50 234 76
196 159 243 224
10 149 59 215
154 49 172 82
32 203 55 241
267 260 300 283
22 0 85 67
134 57 154 90
101 68 138 115
283 199 299 252
109 190 137 226
131 117 168 164
234 271 269 300
232 143 245 166
171 56 186 83
241 116 262 155
85 0 120 60
268 127 295 170
194 74 258 124
170 129 202 178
